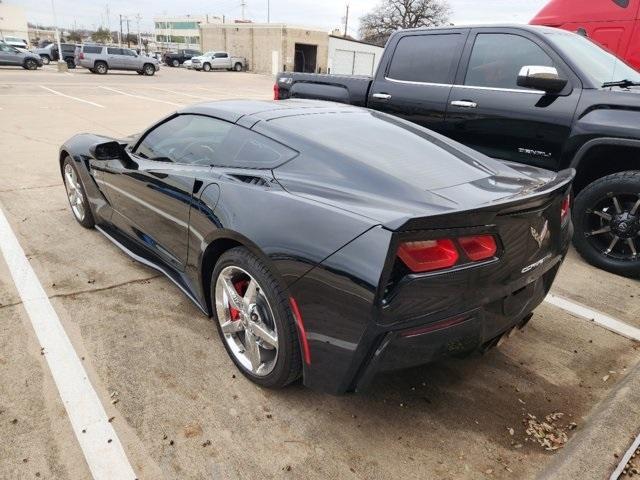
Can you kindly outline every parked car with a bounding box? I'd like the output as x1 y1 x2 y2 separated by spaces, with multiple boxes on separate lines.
59 99 573 393
531 0 640 70
75 45 159 75
33 43 77 68
0 42 42 70
163 49 201 67
2 36 28 49
276 25 640 278
192 51 246 72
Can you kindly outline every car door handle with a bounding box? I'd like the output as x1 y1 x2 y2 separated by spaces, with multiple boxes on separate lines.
450 100 478 108
372 93 392 101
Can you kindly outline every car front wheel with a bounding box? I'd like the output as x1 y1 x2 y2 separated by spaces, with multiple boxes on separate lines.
203 62 211 72
573 171 640 278
62 157 95 229
143 63 155 76
23 59 38 70
41 55 51 65
211 247 302 388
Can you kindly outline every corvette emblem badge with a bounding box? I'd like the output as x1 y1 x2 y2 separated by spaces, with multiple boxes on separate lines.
530 220 549 249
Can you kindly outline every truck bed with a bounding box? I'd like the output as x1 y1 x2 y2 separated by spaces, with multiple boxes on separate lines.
276 73 373 106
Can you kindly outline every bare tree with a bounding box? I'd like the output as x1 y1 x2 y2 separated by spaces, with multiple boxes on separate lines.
359 0 450 46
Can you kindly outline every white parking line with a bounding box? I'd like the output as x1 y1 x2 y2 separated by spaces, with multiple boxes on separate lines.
99 86 182 106
545 293 640 341
610 431 640 479
149 86 210 99
0 205 137 480
40 86 105 108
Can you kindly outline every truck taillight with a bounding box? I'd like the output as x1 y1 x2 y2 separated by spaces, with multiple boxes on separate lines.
273 83 280 100
560 193 571 224
397 235 498 273
79 52 84 59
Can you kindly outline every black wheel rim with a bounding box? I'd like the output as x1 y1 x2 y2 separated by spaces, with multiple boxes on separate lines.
583 193 640 262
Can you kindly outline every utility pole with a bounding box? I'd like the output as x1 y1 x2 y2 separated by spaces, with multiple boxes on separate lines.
50 0 65 71
135 13 141 52
119 14 123 47
344 3 349 38
126 17 130 47
267 0 270 23
241 0 246 21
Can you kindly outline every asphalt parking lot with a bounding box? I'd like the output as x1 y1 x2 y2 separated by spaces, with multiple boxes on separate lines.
1 64 639 480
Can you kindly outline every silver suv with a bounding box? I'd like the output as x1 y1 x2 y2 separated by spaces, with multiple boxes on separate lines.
76 45 160 76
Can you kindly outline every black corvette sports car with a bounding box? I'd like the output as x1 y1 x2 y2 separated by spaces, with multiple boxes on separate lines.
60 99 574 394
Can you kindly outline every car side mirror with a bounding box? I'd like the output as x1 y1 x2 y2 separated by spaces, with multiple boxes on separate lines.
89 141 124 161
517 66 568 94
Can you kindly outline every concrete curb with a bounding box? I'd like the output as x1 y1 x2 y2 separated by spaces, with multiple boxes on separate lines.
538 358 640 480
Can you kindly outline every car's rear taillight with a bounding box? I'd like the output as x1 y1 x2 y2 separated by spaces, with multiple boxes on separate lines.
458 235 497 261
560 193 571 224
397 240 459 273
273 83 280 100
397 235 498 273
79 52 84 59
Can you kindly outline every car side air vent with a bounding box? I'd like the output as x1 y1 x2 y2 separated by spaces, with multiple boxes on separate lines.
229 174 271 187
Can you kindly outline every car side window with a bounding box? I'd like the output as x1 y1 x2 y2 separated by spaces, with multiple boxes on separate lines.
465 33 555 90
213 127 297 169
215 52 228 58
387 34 465 84
0 44 13 52
107 47 123 55
123 49 136 56
134 115 234 166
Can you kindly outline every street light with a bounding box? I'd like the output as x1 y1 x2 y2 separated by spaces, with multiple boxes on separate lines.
50 0 67 72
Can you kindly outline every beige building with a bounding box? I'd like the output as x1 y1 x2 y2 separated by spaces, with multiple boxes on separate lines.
155 14 222 52
201 23 331 75
0 3 29 44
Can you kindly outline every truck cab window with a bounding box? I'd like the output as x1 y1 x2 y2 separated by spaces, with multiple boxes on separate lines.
387 34 464 84
465 33 555 90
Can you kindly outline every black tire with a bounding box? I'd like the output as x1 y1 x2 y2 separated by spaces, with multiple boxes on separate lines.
203 62 211 72
94 61 108 75
573 171 640 278
23 59 38 70
62 157 95 229
41 55 51 65
234 62 242 72
143 63 155 76
136 70 143 75
211 247 302 388
65 57 76 69
171 59 179 67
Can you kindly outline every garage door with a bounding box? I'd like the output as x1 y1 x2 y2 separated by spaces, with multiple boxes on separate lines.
353 52 375 75
332 49 355 75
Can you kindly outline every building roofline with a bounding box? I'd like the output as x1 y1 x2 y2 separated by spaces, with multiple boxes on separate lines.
328 34 383 48
199 22 327 33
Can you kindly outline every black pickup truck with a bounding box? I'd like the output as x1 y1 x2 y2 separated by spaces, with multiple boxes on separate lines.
162 49 201 67
275 25 640 278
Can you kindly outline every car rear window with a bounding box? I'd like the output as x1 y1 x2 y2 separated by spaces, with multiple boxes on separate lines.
269 111 490 189
83 46 102 54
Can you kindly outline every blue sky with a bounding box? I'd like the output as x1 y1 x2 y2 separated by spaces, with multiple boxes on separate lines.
16 0 549 34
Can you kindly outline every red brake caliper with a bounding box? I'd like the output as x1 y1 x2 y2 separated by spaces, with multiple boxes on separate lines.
229 280 249 321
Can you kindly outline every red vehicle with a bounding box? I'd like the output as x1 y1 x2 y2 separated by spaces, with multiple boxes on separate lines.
531 0 640 69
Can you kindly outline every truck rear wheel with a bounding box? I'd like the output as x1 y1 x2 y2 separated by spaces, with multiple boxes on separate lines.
171 59 179 67
234 62 243 72
94 61 108 75
573 171 640 278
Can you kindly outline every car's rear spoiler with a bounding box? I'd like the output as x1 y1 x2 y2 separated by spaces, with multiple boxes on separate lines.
387 168 575 232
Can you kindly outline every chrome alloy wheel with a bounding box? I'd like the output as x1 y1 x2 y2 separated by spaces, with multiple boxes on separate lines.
63 163 86 222
215 266 279 376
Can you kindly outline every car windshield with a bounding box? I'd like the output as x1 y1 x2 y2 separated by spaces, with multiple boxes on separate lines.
545 30 640 86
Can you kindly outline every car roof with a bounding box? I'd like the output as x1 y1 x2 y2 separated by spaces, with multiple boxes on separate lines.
180 99 363 124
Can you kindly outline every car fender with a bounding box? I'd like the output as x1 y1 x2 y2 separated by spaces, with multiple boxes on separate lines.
570 136 640 169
